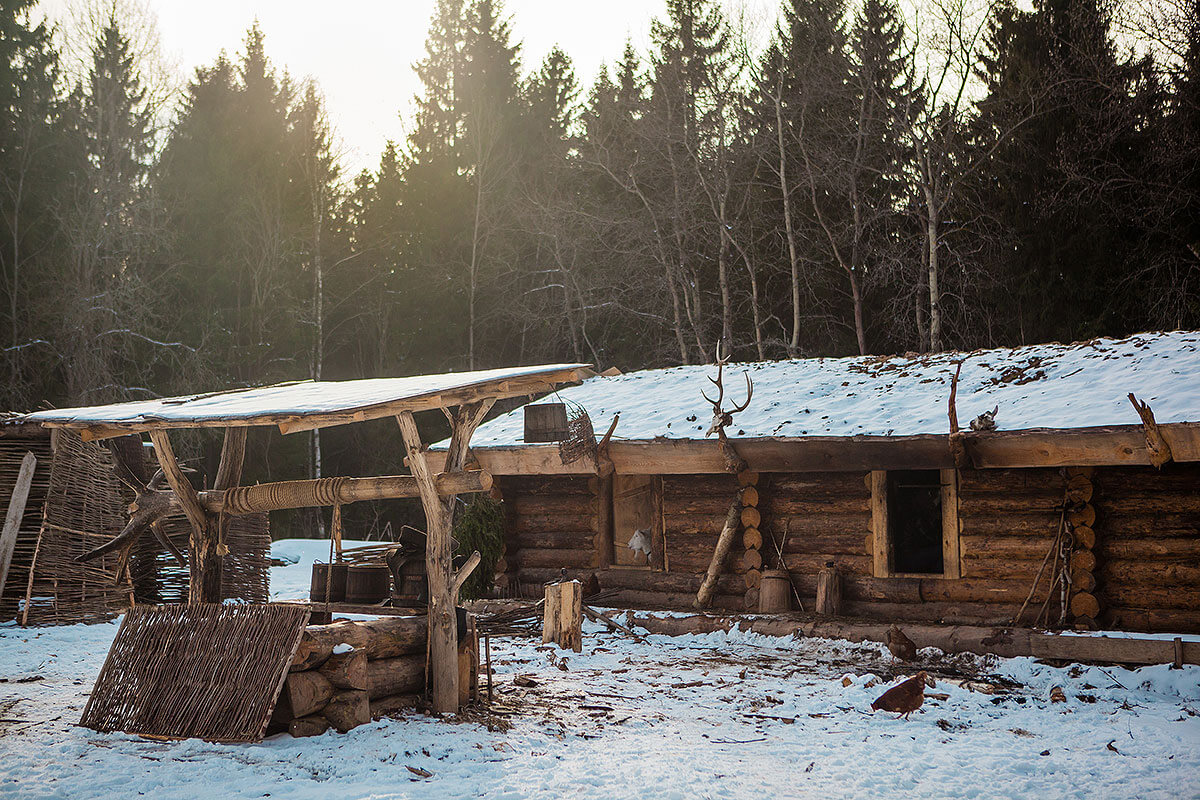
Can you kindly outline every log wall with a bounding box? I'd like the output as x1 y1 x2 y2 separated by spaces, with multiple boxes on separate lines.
497 463 1200 633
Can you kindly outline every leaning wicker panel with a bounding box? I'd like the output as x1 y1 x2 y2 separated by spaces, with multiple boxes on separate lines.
21 431 131 626
79 603 310 743
0 432 53 620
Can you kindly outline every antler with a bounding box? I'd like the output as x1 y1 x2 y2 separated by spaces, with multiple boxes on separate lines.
729 372 753 415
701 362 725 409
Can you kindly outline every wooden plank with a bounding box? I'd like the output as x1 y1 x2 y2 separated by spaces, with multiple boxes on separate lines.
0 452 36 599
869 471 889 578
594 472 613 569
941 468 961 579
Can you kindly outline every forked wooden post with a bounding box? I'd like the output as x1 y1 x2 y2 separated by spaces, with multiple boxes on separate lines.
543 580 583 652
396 399 494 714
148 427 247 603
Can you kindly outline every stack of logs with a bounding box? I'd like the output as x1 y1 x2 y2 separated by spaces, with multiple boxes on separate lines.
739 472 762 611
1066 469 1101 628
271 614 478 737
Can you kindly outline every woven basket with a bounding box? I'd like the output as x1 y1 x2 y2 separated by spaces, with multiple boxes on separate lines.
558 400 597 465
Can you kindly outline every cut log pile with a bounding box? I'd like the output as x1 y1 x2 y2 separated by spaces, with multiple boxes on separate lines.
1066 469 1100 628
738 472 761 610
271 614 478 737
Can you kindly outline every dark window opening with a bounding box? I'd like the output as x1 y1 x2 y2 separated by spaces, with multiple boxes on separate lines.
888 470 944 575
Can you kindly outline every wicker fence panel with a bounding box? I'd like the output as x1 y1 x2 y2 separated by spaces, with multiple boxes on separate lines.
21 431 131 626
80 603 310 742
0 431 53 620
131 514 271 605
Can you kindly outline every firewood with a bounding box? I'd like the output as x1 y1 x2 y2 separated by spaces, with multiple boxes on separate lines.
742 549 763 571
742 527 762 551
737 471 759 487
1069 591 1101 620
284 671 335 718
1072 549 1097 573
740 506 761 530
318 649 368 690
369 694 421 718
740 486 759 507
291 616 428 671
323 689 370 733
366 655 425 699
288 714 330 738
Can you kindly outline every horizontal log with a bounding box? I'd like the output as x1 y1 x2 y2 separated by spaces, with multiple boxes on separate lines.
288 714 331 738
741 486 760 507
742 527 762 550
956 515 1062 536
782 532 872 555
738 471 759 487
628 613 1200 662
324 689 371 733
1094 496 1200 514
292 617 428 670
510 513 597 535
318 650 368 690
777 514 873 537
1072 549 1097 573
957 468 1064 493
512 530 596 551
500 475 594 497
661 475 740 496
138 471 492 517
609 588 745 611
960 558 1049 580
1071 567 1097 593
1070 592 1101 619
1098 583 1200 610
367 656 425 699
284 671 334 718
959 535 1058 560
507 495 597 516
741 507 760 529
742 549 763 571
1098 539 1200 560
1103 606 1200 633
766 473 870 494
663 496 746 517
516 547 596 570
843 599 1024 626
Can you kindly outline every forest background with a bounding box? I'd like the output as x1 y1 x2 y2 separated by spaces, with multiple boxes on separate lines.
1 0 1196 537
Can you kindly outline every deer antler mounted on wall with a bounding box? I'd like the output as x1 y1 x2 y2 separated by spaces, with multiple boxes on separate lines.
701 341 752 474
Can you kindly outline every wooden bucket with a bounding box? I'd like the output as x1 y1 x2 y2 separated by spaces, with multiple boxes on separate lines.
345 565 392 604
309 563 348 602
758 569 792 613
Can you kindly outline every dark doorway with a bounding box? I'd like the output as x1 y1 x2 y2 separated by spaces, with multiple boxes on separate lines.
887 470 944 575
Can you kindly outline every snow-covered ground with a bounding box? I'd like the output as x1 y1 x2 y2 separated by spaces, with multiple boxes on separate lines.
0 540 1196 799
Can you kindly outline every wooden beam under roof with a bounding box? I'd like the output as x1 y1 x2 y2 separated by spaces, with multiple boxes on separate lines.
31 365 591 440
432 422 1200 475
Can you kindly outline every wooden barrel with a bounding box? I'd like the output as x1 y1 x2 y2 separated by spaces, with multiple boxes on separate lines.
309 562 348 602
759 569 792 613
346 565 392 604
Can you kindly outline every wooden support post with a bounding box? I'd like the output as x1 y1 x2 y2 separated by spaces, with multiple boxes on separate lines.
396 399 493 714
0 452 36 599
149 430 220 603
543 580 583 652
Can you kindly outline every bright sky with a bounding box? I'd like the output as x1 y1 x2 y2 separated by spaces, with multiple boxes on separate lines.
42 0 777 175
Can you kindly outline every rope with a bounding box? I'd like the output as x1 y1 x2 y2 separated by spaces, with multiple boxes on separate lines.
223 476 349 514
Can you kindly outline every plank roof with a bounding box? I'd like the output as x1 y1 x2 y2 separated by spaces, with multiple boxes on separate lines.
26 364 591 438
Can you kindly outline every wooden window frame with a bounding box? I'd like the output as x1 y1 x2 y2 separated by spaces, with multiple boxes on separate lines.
871 468 960 579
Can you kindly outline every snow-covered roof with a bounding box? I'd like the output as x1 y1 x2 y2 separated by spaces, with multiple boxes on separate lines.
26 364 590 433
468 332 1200 447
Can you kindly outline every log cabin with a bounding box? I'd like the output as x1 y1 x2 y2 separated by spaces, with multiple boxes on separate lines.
439 332 1200 633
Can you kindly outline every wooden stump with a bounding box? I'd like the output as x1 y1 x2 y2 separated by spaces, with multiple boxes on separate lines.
543 580 583 652
288 715 331 738
815 566 842 616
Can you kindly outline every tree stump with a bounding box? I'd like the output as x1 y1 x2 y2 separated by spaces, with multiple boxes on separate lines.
815 565 842 616
543 580 582 652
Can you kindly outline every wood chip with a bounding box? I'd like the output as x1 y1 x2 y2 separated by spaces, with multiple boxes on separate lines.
406 766 433 778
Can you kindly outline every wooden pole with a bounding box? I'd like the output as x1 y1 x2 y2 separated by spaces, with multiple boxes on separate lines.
148 430 220 603
0 452 36 599
396 399 493 714
695 493 744 609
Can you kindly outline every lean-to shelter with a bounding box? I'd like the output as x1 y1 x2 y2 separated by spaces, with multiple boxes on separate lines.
24 363 591 712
